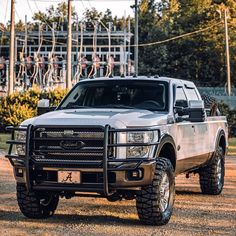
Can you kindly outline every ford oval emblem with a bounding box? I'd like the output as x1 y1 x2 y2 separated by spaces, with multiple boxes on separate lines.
60 141 85 150
63 130 74 137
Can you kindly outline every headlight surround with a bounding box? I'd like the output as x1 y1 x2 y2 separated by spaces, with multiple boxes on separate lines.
126 131 155 158
15 131 27 156
127 131 154 143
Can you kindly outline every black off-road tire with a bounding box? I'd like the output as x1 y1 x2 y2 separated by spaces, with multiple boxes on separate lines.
136 158 175 225
201 94 220 116
16 183 59 219
199 147 225 195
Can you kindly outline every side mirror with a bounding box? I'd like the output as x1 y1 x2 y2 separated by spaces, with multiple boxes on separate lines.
37 99 56 115
174 100 206 122
38 99 50 108
174 99 189 117
188 100 205 122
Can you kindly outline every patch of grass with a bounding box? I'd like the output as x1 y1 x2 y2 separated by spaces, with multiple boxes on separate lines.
0 133 10 152
228 138 236 156
229 138 236 147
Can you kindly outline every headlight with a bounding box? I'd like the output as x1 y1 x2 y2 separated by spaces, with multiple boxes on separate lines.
126 131 155 158
15 131 27 156
128 131 154 143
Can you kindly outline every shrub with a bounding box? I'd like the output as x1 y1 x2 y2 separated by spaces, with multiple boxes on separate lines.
0 87 67 128
218 102 236 135
44 87 68 106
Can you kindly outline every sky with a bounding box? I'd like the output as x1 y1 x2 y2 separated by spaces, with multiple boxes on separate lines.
0 0 135 24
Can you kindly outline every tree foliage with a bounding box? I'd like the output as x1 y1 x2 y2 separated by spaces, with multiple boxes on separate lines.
138 0 236 87
0 1 235 87
33 2 77 29
0 87 67 127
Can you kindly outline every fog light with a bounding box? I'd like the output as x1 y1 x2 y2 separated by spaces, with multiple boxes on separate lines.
16 168 24 177
132 171 139 178
127 169 143 181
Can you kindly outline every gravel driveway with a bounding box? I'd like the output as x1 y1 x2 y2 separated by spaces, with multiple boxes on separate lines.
0 155 235 236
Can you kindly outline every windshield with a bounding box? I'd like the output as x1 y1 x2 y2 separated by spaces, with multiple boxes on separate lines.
58 80 169 111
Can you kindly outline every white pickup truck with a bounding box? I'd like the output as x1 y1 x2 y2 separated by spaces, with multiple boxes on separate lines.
6 76 228 225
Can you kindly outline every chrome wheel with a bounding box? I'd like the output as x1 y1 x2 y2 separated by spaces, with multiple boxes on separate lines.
216 157 222 185
136 157 175 225
160 173 170 212
40 195 53 207
199 146 225 195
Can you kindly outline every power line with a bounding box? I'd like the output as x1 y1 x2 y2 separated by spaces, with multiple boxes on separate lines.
87 0 93 9
137 21 223 47
13 20 222 49
27 0 35 16
4 0 9 25
81 0 87 11
15 8 21 20
0 1 9 54
32 0 54 30
31 0 133 2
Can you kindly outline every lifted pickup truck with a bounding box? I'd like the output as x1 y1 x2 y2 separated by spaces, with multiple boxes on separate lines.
6 76 228 225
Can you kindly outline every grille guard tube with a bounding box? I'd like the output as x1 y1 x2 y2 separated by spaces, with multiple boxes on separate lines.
6 125 32 190
6 125 161 195
103 125 109 196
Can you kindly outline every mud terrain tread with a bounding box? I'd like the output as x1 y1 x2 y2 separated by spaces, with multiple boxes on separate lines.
136 158 175 225
199 147 224 195
17 184 59 219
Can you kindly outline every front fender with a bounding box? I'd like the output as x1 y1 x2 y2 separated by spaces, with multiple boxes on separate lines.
154 134 177 170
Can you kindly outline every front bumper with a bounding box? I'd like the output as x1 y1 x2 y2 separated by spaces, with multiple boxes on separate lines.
13 159 156 192
6 125 159 195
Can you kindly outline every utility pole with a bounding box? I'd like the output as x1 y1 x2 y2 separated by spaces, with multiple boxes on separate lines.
38 22 41 49
134 0 138 76
76 16 79 66
66 0 72 90
128 15 131 76
25 15 27 57
123 12 127 76
9 0 15 95
224 8 231 96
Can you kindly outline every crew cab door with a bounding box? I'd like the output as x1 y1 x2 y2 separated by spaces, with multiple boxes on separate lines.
184 85 210 159
174 83 210 172
174 85 196 161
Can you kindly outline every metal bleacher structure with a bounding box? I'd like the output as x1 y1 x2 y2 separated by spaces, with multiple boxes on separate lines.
0 20 134 95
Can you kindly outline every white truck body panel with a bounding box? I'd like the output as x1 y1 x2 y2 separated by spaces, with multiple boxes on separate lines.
6 76 228 225
19 77 228 173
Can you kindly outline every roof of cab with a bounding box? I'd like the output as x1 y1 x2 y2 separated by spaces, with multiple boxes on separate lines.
78 76 196 87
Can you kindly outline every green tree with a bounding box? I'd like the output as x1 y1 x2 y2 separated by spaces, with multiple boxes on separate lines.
33 2 77 30
137 0 236 87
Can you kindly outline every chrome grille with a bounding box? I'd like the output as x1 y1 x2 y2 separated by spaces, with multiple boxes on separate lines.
39 131 104 139
32 127 106 163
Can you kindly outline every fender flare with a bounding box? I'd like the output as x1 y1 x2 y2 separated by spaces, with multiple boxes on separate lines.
203 128 227 168
215 129 227 155
154 134 177 170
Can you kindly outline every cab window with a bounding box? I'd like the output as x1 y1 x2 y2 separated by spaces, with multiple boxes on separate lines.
185 88 199 101
175 87 188 108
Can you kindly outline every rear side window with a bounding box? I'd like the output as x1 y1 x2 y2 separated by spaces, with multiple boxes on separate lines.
185 88 199 101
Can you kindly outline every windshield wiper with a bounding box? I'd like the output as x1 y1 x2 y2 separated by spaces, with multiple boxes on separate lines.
62 104 91 109
95 104 135 109
112 105 136 109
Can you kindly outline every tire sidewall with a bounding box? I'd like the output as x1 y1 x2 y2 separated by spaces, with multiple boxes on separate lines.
136 157 175 225
215 147 225 192
156 159 175 221
16 184 59 219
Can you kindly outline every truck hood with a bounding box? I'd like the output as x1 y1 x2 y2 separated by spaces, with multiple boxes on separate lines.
21 109 168 128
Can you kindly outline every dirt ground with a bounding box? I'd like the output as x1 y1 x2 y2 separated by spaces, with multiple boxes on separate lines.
0 155 235 236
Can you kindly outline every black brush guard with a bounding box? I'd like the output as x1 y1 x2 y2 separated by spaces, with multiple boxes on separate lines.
6 125 160 196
